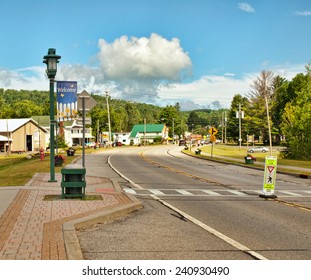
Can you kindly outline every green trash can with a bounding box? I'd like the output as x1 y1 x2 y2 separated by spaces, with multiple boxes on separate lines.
244 156 254 164
61 164 86 198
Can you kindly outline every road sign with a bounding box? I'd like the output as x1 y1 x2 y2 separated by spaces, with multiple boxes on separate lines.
262 156 278 197
78 90 97 111
76 117 92 125
209 127 218 135
210 135 216 142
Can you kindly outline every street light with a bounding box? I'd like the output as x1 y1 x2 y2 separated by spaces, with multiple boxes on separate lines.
43 48 61 182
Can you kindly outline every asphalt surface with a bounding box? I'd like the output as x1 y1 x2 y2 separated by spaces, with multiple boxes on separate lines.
78 146 311 260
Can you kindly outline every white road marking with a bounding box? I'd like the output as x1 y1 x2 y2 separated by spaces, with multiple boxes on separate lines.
149 189 165 196
202 190 222 196
176 190 194 195
123 188 137 195
150 194 268 260
227 190 248 196
278 191 303 197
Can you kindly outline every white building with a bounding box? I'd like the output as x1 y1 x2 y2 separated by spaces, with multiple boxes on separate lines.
113 132 131 146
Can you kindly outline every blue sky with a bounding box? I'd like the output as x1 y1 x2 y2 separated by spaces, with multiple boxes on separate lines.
0 0 311 109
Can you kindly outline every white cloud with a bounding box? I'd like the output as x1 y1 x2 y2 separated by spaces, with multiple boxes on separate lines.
238 2 255 13
97 33 192 103
0 48 306 111
158 63 306 110
295 11 311 16
158 75 254 109
98 33 191 81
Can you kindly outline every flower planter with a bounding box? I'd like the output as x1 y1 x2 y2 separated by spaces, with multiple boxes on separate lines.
244 156 254 164
54 155 66 166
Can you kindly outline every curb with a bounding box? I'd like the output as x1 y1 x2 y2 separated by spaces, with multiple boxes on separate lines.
63 189 142 260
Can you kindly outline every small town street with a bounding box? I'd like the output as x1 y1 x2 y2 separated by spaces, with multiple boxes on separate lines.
78 146 311 260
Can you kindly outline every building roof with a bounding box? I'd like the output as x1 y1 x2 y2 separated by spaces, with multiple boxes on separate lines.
130 124 165 138
0 135 12 141
0 118 47 133
31 116 74 127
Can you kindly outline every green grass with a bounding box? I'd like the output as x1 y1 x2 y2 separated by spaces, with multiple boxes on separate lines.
186 144 311 175
0 153 78 186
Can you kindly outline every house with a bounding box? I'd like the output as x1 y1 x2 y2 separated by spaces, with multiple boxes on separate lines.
32 116 95 148
0 118 47 153
129 124 168 145
113 132 131 146
67 120 94 147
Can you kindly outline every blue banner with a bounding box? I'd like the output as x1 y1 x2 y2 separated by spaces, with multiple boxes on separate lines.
56 81 78 121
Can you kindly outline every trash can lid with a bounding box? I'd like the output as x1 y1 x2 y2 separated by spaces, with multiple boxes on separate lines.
63 164 84 169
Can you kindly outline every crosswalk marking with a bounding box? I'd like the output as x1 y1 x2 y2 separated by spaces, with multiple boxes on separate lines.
176 190 194 195
149 189 165 196
201 190 221 196
278 191 303 197
124 188 137 195
227 190 248 196
123 188 311 198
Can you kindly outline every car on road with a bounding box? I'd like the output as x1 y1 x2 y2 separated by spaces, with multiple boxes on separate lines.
112 141 122 147
248 146 269 153
179 139 187 146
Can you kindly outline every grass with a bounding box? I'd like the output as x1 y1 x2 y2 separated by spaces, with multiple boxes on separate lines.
1 145 310 186
185 144 311 175
0 153 78 186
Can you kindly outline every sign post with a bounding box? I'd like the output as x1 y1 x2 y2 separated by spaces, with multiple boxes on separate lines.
260 156 278 198
78 90 97 168
209 127 218 158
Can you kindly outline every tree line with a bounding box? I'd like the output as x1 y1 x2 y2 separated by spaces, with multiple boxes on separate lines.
1 64 311 159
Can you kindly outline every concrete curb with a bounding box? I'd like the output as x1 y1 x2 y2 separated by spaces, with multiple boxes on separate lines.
63 191 143 260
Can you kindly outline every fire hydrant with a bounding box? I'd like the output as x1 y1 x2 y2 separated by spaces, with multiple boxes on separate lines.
40 148 45 160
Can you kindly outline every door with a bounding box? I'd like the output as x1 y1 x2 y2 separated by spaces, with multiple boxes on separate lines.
26 135 32 151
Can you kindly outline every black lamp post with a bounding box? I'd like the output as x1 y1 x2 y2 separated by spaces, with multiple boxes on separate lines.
43 48 61 182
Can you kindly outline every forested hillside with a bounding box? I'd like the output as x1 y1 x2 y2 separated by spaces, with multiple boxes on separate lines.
2 62 311 161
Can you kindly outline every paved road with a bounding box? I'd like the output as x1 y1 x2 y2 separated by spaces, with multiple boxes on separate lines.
78 145 311 260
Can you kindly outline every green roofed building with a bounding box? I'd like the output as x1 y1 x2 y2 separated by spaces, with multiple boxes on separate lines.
130 124 168 145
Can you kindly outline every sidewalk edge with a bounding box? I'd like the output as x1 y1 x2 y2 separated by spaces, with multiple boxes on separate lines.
63 197 142 260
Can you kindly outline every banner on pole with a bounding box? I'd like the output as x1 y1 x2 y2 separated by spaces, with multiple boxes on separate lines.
262 156 277 196
56 81 78 121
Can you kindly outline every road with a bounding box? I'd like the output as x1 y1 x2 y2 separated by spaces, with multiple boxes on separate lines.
78 145 311 260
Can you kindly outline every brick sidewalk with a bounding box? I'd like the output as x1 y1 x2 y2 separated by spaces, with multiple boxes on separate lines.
0 173 132 260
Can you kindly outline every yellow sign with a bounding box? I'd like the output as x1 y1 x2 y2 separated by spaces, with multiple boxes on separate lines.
209 127 218 135
210 135 216 142
262 156 277 196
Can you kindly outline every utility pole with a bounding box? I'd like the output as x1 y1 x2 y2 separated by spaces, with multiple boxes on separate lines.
238 103 242 150
172 118 175 144
221 112 224 144
105 90 112 147
144 118 147 145
224 110 227 145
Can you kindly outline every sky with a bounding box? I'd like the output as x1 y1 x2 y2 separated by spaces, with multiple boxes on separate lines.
0 0 311 110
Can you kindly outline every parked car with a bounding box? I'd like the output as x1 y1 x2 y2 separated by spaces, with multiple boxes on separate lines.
248 147 269 153
112 141 122 147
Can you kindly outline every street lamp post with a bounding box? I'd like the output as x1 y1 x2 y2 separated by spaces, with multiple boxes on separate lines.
43 48 61 182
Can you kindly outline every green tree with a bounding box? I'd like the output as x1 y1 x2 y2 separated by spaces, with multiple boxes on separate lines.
159 104 181 138
227 94 251 143
270 75 289 144
247 70 275 144
281 71 311 159
13 100 43 118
